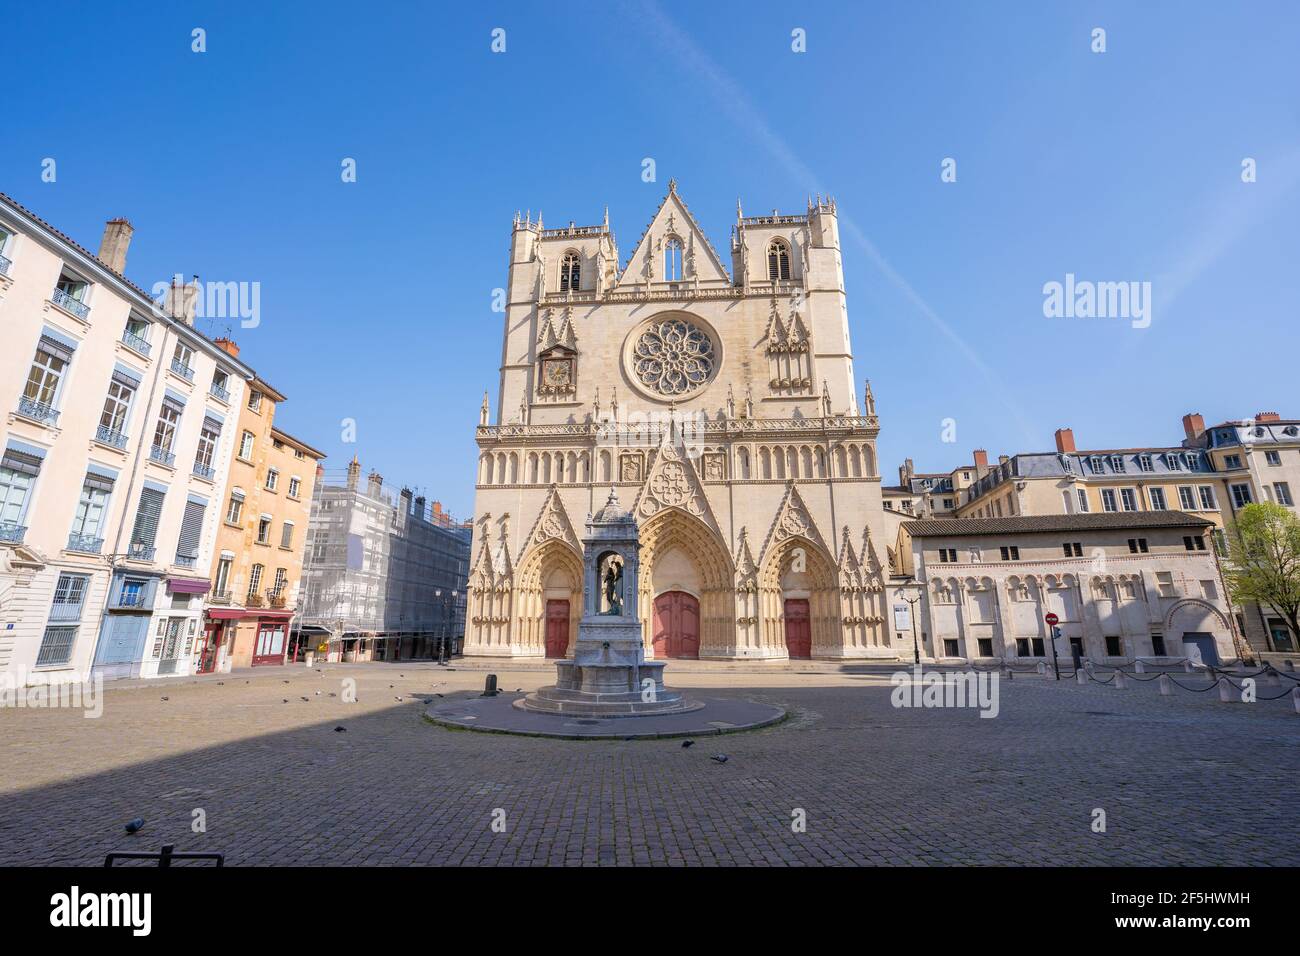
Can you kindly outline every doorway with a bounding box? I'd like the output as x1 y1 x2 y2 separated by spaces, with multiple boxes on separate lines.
784 598 811 659
652 591 700 659
545 599 570 658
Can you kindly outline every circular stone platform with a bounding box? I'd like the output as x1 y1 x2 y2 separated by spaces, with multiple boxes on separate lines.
424 691 786 740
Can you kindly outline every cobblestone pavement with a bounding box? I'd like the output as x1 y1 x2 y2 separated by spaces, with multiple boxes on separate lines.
0 661 1296 866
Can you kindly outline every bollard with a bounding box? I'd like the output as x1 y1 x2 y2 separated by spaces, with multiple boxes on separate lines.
1036 661 1046 676
1293 687 1300 715
1114 670 1127 689
1159 673 1173 696
1218 679 1234 703
1134 660 1145 674
1184 659 1195 673
1006 668 1013 681
1076 669 1087 685
482 674 499 697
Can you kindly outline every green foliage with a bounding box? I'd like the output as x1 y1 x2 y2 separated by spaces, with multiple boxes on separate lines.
1224 503 1300 639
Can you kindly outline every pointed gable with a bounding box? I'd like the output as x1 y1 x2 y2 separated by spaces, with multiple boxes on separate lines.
631 431 722 535
518 485 582 561
615 180 731 288
758 481 831 562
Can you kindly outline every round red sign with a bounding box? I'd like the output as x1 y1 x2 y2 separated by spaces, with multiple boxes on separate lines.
1044 612 1059 626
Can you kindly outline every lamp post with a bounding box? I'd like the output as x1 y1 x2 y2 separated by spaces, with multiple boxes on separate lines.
901 575 923 666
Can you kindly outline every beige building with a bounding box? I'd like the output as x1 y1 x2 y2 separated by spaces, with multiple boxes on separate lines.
467 184 893 661
896 512 1238 666
0 194 254 682
200 362 323 673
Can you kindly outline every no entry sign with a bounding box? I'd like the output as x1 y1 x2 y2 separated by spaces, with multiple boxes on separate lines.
1044 612 1059 627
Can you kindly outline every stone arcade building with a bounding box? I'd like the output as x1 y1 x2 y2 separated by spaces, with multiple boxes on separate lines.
465 183 892 661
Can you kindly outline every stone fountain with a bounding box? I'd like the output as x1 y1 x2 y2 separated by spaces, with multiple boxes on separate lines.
519 488 700 717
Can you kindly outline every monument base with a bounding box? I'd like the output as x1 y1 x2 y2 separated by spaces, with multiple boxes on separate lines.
519 658 703 716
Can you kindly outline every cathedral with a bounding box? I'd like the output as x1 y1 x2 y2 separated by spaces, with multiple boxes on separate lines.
464 182 893 661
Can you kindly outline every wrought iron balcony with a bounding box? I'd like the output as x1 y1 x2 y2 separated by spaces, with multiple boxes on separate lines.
95 424 128 449
0 253 11 277
0 522 27 544
121 328 151 356
268 589 288 609
170 358 195 381
209 381 230 402
192 461 216 481
52 287 90 320
174 553 197 568
67 532 104 554
209 589 233 605
115 590 148 608
127 542 156 562
149 444 176 467
48 601 84 622
246 591 265 608
16 395 59 426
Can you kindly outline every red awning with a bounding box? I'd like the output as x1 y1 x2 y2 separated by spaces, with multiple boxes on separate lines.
256 611 295 620
206 608 244 620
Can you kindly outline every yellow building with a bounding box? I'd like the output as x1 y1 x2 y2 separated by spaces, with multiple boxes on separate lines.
198 350 324 672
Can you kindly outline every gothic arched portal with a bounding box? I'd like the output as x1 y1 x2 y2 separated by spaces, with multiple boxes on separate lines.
636 508 734 659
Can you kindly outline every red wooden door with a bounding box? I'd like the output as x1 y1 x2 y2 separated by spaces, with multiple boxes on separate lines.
653 591 700 659
784 599 811 659
545 600 570 658
197 622 222 674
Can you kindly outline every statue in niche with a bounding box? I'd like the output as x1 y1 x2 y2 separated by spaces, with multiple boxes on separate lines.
600 554 624 615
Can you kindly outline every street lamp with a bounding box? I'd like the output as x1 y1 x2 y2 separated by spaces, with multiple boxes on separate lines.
901 575 923 666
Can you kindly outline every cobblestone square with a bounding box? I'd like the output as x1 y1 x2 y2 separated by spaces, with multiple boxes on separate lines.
0 662 1295 866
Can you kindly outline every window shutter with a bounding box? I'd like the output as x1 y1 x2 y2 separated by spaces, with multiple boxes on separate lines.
177 500 205 557
38 333 76 363
83 472 115 494
203 414 223 434
131 487 166 548
1 447 43 476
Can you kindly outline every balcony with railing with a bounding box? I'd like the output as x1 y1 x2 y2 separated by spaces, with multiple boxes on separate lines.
149 444 176 467
16 395 59 426
209 589 233 605
209 381 231 402
121 328 152 356
67 532 104 554
0 522 27 544
47 600 84 623
246 591 265 608
51 287 90 320
126 542 156 562
94 424 128 449
170 358 195 381
192 460 216 481
267 588 288 609
174 552 197 569
0 252 11 277
114 589 149 609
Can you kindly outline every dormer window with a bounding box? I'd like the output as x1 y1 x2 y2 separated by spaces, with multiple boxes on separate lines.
767 239 791 280
1088 456 1104 473
664 238 682 281
1137 454 1153 472
1109 455 1125 473
560 251 580 292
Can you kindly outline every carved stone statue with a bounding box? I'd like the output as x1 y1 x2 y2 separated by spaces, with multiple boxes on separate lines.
601 555 624 615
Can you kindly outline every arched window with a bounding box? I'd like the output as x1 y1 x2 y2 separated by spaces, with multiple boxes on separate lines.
560 251 580 292
664 237 683 281
767 239 791 281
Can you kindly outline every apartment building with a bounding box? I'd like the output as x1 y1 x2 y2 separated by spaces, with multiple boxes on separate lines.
298 458 471 662
0 194 254 682
200 362 324 672
895 512 1237 666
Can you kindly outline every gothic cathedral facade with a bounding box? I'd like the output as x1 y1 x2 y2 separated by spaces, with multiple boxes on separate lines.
465 182 892 661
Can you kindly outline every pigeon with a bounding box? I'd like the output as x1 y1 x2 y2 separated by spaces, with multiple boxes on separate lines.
217 682 224 686
282 680 290 684
329 692 337 698
300 696 310 702
389 684 394 688
315 691 322 696
681 740 695 748
333 726 347 733
282 699 289 704
124 818 145 834
394 696 403 702
160 696 169 701
435 693 444 698
711 754 729 764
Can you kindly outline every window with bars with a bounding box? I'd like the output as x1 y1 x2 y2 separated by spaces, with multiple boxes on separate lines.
36 625 77 667
50 573 88 621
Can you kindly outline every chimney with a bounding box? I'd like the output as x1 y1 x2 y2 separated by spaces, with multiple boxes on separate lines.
213 336 240 357
972 449 988 471
414 494 426 516
97 218 134 273
1182 412 1206 442
1054 428 1076 453
367 470 383 496
1255 411 1281 423
164 274 199 326
998 454 1010 466
346 455 361 490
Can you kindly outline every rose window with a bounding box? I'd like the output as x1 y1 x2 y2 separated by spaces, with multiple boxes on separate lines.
632 319 716 396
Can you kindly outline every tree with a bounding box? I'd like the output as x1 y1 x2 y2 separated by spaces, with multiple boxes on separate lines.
1223 502 1300 648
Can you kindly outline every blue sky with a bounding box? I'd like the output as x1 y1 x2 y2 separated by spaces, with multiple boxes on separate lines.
4 1 1298 515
